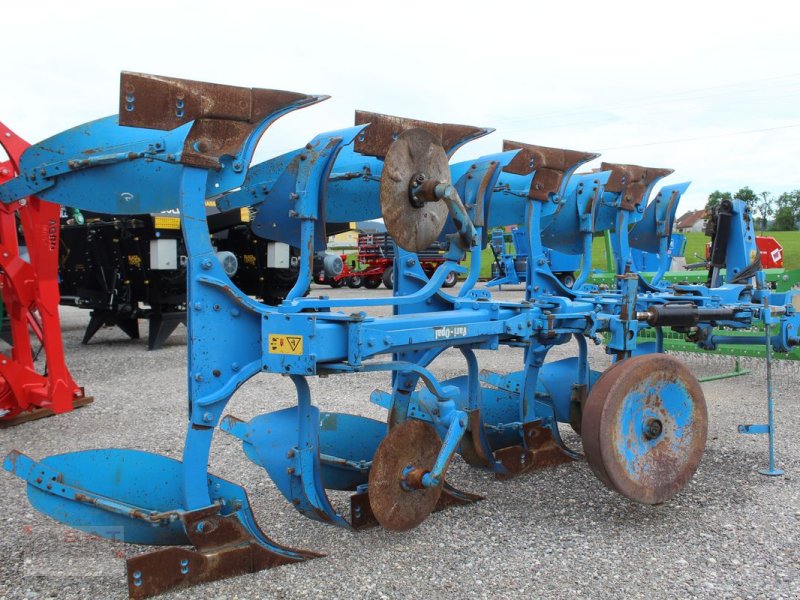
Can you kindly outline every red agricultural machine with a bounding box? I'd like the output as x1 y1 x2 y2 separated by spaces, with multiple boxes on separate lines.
704 235 784 269
0 122 90 425
319 232 457 289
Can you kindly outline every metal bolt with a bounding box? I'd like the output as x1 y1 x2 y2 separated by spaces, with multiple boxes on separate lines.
201 259 212 270
643 418 663 440
194 373 203 382
193 303 202 311
202 412 213 423
231 362 240 372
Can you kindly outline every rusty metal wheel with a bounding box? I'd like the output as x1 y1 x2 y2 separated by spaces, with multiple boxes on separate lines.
368 419 443 532
581 354 707 505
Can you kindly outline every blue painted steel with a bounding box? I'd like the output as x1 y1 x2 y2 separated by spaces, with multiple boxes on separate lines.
4 74 800 596
0 91 325 214
2 449 293 553
606 183 689 287
616 377 694 479
0 116 190 213
738 302 784 476
245 126 367 252
630 233 686 273
738 424 769 434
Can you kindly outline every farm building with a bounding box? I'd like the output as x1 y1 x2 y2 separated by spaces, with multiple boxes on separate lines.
675 209 707 233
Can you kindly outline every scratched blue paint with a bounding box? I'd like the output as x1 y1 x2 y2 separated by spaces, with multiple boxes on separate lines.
3 74 800 586
616 376 694 479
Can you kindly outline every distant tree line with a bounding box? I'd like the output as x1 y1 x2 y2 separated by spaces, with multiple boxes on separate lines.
705 187 800 231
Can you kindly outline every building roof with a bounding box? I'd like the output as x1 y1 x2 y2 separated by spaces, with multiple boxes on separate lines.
675 209 706 229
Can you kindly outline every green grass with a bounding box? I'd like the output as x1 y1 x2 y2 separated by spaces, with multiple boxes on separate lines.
473 231 800 279
683 231 800 270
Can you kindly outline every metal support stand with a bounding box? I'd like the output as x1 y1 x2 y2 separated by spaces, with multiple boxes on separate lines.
758 322 783 476
737 305 783 476
699 357 750 382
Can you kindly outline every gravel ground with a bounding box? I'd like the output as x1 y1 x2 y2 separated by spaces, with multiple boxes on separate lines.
1 283 798 599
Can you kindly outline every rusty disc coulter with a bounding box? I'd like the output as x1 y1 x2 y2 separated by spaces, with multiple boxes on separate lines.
368 419 444 532
380 128 451 253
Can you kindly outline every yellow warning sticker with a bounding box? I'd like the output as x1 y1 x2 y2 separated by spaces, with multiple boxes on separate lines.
154 216 181 230
268 334 303 355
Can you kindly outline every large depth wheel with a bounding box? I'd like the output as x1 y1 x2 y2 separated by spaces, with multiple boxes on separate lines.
347 275 363 288
368 419 443 531
581 354 707 505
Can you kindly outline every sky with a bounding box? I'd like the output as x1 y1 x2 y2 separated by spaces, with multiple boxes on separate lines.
2 1 798 214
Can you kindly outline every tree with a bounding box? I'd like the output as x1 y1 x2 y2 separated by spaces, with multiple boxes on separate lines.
776 189 800 212
705 190 732 212
773 190 800 231
733 186 758 207
772 206 797 231
753 191 773 232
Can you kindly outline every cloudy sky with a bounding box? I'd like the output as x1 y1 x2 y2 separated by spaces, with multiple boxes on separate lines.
3 1 798 213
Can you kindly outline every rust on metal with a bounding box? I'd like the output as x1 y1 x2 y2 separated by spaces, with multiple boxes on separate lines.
127 503 320 598
354 111 490 158
569 383 588 435
495 421 575 479
404 466 428 490
118 72 321 169
380 128 450 253
350 489 378 530
600 163 674 212
0 396 93 429
581 354 707 505
459 409 493 467
351 482 481 531
367 419 443 532
494 421 574 480
436 482 483 509
503 141 599 202
469 160 502 228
